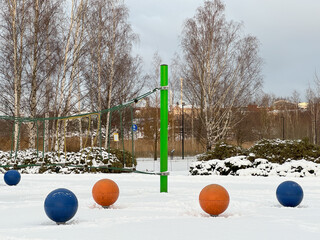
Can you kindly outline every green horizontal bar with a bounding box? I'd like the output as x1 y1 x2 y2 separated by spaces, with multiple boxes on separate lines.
0 164 159 175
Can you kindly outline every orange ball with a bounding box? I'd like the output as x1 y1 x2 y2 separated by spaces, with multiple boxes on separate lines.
199 184 230 216
92 179 119 207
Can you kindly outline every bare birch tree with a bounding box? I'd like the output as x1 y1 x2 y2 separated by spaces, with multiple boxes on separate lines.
53 0 88 151
0 0 28 151
43 1 64 151
0 0 141 154
85 0 141 148
181 0 262 150
0 0 65 151
148 51 162 160
25 0 65 148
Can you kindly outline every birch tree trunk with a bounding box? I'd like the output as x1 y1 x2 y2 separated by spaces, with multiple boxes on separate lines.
77 69 83 149
29 0 40 149
54 0 75 151
65 0 87 110
97 8 103 112
58 0 87 152
104 3 117 149
45 33 51 152
6 0 26 152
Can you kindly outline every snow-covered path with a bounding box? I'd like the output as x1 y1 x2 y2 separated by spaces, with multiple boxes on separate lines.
1 158 320 240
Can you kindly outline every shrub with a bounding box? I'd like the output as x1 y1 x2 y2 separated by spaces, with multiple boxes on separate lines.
197 139 320 164
197 142 248 161
249 138 320 163
189 157 320 177
0 147 136 174
109 148 137 167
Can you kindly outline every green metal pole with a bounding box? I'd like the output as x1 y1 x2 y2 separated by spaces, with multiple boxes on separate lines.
160 64 168 192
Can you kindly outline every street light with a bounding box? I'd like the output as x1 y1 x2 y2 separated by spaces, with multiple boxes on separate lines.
182 102 185 159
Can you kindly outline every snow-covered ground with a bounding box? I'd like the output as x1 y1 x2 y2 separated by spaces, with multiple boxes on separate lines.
1 157 320 240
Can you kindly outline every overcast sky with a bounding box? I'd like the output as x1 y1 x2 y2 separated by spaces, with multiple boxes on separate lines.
126 0 320 100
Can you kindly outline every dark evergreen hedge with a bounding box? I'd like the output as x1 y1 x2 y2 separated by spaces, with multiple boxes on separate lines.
198 139 320 163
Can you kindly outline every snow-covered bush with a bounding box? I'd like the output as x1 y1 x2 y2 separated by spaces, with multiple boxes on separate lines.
190 156 252 176
0 147 136 174
189 157 320 177
192 139 320 177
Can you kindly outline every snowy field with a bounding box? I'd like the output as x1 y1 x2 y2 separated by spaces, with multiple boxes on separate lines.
1 157 320 240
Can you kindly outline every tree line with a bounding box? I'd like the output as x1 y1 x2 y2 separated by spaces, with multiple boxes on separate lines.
0 0 143 152
0 0 317 155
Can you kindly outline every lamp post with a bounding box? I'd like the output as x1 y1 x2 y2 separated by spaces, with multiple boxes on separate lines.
182 102 185 159
315 103 317 144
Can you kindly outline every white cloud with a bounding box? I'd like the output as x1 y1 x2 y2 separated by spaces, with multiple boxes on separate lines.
126 0 320 98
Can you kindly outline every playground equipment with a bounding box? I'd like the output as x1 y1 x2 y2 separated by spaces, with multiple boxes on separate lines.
160 64 168 193
0 65 170 192
199 184 230 216
276 181 303 207
92 179 119 208
44 188 78 224
4 170 21 186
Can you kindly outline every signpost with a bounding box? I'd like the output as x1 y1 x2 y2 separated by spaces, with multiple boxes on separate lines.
113 133 119 142
132 124 138 132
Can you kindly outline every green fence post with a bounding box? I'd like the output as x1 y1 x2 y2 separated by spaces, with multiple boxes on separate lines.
119 110 125 167
160 64 168 193
10 120 15 159
130 106 135 167
108 111 112 160
15 120 22 161
36 120 39 158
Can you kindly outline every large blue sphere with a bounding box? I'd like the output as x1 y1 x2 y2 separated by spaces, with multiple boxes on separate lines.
44 188 78 224
276 181 303 207
4 170 21 186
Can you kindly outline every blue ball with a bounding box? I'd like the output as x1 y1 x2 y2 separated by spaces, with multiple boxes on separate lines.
276 181 303 207
44 188 78 224
4 170 21 186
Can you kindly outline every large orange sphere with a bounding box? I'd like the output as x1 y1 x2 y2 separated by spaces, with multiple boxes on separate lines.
199 184 230 216
92 179 119 207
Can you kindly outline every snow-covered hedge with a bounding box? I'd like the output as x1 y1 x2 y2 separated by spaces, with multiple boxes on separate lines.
248 138 320 163
189 156 320 177
0 147 136 174
198 139 320 163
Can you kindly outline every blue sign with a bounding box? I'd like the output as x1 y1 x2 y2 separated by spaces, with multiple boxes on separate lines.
132 124 138 132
